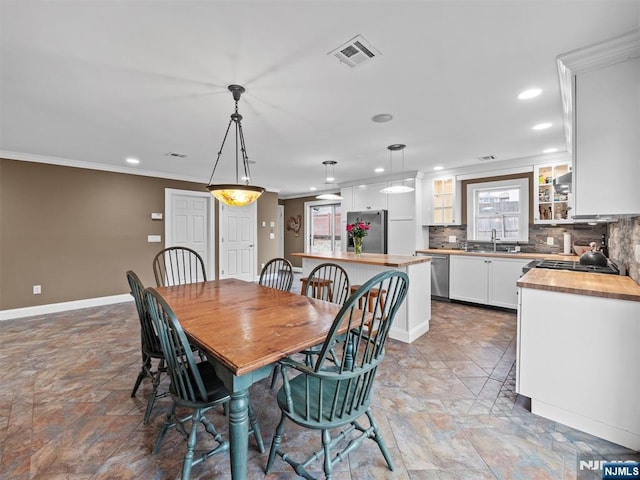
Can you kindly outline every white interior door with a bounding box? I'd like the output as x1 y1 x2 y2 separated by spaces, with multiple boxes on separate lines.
219 203 257 281
165 189 214 277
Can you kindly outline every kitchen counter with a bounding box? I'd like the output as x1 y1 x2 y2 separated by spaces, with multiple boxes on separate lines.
292 251 431 343
292 251 431 267
517 268 640 302
517 268 640 450
415 248 579 261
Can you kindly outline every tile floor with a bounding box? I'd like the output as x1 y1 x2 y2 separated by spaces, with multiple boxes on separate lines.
0 297 637 480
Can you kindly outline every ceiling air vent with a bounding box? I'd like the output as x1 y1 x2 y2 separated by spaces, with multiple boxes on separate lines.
478 155 496 161
328 34 381 68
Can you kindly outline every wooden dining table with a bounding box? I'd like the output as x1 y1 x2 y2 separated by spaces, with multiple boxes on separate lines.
154 278 345 480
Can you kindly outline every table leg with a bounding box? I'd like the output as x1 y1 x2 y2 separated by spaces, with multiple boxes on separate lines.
229 389 249 480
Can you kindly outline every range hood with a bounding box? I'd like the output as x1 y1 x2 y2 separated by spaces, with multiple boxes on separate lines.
553 171 572 194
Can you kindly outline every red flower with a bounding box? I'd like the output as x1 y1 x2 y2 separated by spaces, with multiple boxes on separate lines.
346 219 371 239
346 224 353 233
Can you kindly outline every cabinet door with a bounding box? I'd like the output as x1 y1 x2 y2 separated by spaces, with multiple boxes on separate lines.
351 182 388 212
449 255 487 304
387 219 415 255
534 163 572 224
575 57 640 216
487 257 530 309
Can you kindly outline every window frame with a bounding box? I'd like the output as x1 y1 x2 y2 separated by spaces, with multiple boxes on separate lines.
466 177 529 242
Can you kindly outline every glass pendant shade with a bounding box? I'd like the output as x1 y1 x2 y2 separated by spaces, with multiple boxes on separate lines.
207 184 265 207
206 85 264 207
380 143 415 194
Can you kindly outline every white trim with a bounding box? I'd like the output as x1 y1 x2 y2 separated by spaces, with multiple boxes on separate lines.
0 294 133 321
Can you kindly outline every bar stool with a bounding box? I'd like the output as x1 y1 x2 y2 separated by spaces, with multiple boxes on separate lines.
350 284 386 314
300 277 334 302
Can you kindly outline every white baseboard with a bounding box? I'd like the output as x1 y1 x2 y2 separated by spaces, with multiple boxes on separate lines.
0 294 133 321
292 266 303 273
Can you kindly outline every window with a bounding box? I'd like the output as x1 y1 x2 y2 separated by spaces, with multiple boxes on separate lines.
305 202 342 253
467 178 529 242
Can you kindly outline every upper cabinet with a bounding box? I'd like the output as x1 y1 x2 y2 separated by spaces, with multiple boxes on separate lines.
422 175 461 225
350 182 388 212
557 30 640 218
534 162 572 223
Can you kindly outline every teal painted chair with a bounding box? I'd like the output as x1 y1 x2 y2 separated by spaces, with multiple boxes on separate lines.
270 262 351 388
266 270 409 479
145 287 264 479
258 257 294 291
153 246 207 287
127 270 169 424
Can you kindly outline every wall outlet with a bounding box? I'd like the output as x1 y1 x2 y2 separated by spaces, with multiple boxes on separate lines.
448 236 457 243
33 285 41 295
269 232 275 239
546 237 554 246
261 221 266 227
147 235 162 243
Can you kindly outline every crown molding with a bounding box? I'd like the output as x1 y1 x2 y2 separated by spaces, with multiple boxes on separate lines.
0 150 281 193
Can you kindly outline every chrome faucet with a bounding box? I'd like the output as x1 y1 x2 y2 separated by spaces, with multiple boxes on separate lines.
491 228 498 252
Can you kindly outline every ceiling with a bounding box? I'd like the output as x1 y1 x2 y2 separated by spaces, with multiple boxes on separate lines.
1 1 638 197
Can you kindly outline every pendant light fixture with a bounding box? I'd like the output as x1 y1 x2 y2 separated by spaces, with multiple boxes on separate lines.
316 160 343 200
206 85 265 206
380 143 415 194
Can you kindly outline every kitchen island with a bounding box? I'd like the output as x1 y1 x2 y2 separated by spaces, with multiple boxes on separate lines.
292 252 431 343
516 268 640 450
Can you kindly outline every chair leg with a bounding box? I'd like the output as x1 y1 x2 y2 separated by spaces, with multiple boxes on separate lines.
322 429 333 480
131 354 151 397
152 403 177 454
248 402 264 453
265 413 286 473
182 408 201 480
269 364 280 389
365 409 394 471
143 359 164 424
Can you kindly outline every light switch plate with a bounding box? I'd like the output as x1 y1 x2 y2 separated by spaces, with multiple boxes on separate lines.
269 233 275 239
547 237 554 246
270 221 275 227
148 235 162 243
261 221 266 227
151 213 163 220
448 236 456 243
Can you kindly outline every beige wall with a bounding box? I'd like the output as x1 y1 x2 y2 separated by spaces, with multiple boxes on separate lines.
256 191 279 271
282 195 317 268
0 159 276 310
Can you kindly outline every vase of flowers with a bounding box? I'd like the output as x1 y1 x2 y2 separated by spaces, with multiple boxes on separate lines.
346 219 370 255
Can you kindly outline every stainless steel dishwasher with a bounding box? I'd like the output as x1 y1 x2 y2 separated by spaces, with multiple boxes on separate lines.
429 253 450 300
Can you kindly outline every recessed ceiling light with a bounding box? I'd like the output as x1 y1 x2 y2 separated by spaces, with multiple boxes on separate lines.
543 148 558 154
126 157 140 165
310 187 317 191
518 88 542 100
374 167 385 173
326 176 335 182
433 165 444 171
533 122 552 130
371 113 393 123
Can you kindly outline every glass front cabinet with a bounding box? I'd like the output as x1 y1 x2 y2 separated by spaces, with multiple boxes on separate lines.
534 163 572 224
431 177 455 224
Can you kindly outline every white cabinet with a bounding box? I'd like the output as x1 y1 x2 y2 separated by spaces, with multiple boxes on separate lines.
350 182 388 212
450 255 530 309
422 175 460 225
533 162 572 223
517 286 640 450
574 57 640 216
557 31 640 217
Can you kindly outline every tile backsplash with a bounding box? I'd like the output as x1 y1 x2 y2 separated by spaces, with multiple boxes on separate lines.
427 219 639 285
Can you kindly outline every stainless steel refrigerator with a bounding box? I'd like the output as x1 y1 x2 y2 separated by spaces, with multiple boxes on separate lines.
346 210 388 254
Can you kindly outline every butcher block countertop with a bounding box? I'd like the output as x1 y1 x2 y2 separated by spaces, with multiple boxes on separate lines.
517 268 640 302
415 248 579 261
292 251 431 267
